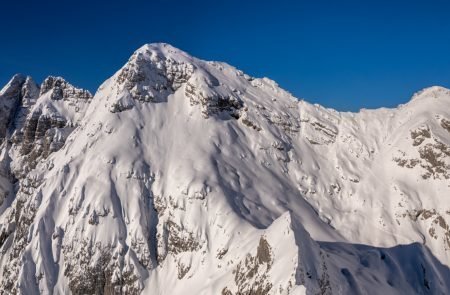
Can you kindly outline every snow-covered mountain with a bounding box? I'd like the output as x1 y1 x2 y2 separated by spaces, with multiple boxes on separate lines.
0 43 449 294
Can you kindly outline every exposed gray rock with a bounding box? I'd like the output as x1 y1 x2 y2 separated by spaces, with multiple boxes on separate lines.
0 75 27 144
40 76 92 101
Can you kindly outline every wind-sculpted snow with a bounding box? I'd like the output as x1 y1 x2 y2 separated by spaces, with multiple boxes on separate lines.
0 43 449 294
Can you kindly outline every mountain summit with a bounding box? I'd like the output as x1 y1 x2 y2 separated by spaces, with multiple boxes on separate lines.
0 43 449 294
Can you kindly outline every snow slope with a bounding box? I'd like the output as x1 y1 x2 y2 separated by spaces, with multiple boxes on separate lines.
0 43 449 294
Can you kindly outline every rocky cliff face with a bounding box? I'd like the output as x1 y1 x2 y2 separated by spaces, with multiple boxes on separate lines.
0 43 449 294
0 75 32 144
0 75 93 293
0 76 93 179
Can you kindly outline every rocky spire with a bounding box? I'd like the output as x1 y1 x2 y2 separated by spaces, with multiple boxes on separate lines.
40 76 92 100
0 74 30 143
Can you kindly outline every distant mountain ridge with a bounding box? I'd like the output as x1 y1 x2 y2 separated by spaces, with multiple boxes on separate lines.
0 43 449 294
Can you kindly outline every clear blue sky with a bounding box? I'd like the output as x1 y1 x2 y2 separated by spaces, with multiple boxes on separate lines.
1 0 450 111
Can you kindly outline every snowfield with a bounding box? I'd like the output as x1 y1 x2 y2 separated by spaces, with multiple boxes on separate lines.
0 43 449 294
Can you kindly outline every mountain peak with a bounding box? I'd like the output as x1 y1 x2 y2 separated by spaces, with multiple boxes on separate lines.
1 45 450 294
109 47 194 109
106 43 252 117
0 74 27 97
410 85 450 103
135 43 194 60
0 74 38 106
122 43 196 74
39 76 92 100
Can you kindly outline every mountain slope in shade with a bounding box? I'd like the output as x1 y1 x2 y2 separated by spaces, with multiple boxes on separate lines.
0 43 449 294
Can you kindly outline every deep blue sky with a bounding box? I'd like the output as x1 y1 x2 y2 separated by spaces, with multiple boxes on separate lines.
1 0 450 111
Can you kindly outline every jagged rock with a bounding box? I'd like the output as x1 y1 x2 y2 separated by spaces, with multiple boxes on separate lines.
114 46 194 105
185 81 243 118
231 237 274 295
0 75 27 143
441 118 450 133
40 76 92 100
411 125 431 146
